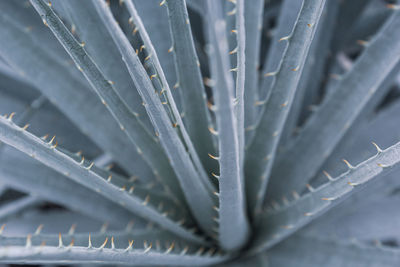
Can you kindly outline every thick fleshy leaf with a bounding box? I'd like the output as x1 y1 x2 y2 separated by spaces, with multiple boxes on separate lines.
279 0 339 147
0 94 136 226
270 8 400 199
314 71 400 187
258 0 303 101
251 139 400 253
50 0 153 130
92 0 216 236
29 0 193 205
0 2 154 179
0 234 227 266
243 0 263 142
132 0 180 102
205 0 250 251
0 115 204 244
245 0 327 215
164 0 216 174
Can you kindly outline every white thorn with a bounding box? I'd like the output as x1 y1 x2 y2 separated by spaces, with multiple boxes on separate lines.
125 240 134 252
99 237 108 249
279 35 290 42
342 159 355 169
26 234 32 248
323 170 334 181
180 246 189 255
143 241 152 253
58 233 63 248
87 234 92 249
111 237 115 250
164 242 175 254
34 224 44 235
372 142 383 153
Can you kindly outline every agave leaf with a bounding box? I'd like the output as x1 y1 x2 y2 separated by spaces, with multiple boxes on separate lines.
0 222 221 265
308 159 400 240
0 7 155 181
242 0 263 142
0 228 188 251
132 0 179 97
205 0 250 251
0 0 76 72
50 0 153 130
123 0 215 194
15 97 101 159
323 1 382 97
305 101 400 232
0 95 137 226
314 65 400 187
221 0 246 168
279 0 339 147
251 139 400 253
233 0 245 167
0 237 227 266
0 91 37 122
58 146 173 199
2 0 400 265
270 8 400 199
0 148 140 227
92 0 216 235
30 0 195 204
313 166 400 230
223 1 237 63
245 0 327 214
0 92 150 225
267 233 400 267
0 249 227 266
257 0 303 101
2 209 130 235
0 116 204 244
164 0 217 174
325 44 397 108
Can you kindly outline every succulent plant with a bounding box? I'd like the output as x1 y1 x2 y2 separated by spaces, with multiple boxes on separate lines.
0 0 400 265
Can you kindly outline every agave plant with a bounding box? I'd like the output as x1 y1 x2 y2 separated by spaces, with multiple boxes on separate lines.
0 0 400 265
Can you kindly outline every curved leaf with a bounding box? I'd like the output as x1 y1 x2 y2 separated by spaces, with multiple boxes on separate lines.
205 0 250 250
270 8 400 199
252 139 400 253
245 0 327 215
92 0 216 236
0 115 204 244
164 0 216 173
